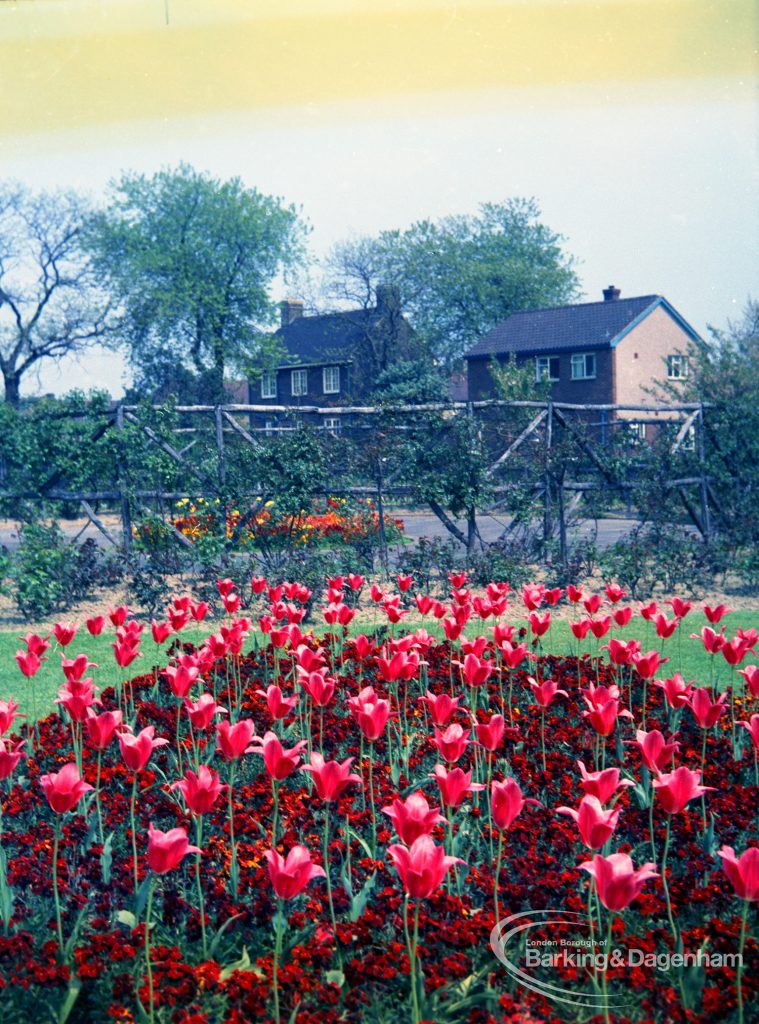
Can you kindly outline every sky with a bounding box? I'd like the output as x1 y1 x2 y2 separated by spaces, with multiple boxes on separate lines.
0 0 757 398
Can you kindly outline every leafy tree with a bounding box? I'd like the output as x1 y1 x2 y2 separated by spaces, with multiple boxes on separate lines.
671 299 759 549
324 198 580 369
370 358 448 405
0 183 111 406
86 164 307 402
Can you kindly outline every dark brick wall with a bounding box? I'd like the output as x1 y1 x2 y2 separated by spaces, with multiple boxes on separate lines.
467 351 615 404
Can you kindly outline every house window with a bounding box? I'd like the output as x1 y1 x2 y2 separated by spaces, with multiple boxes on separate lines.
323 366 340 394
264 420 275 438
535 356 560 382
626 421 647 444
570 352 597 380
667 354 689 380
323 417 341 435
261 371 277 399
291 368 308 396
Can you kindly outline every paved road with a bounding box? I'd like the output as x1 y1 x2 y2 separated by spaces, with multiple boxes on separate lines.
0 511 637 552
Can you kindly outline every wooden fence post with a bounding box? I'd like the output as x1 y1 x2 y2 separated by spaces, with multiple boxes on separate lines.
698 402 712 541
115 405 132 551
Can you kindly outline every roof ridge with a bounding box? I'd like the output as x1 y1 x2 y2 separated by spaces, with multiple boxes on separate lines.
504 294 662 319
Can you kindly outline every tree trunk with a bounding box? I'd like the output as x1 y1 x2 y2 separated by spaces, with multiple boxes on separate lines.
2 370 20 408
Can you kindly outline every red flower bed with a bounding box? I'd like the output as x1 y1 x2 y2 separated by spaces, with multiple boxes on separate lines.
1 580 757 1023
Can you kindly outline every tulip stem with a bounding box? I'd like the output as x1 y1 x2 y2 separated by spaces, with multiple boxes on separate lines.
493 831 503 926
273 898 284 1024
145 873 155 1024
176 703 183 776
540 709 546 772
368 745 377 858
272 780 279 848
52 816 64 957
130 774 139 899
737 898 749 1024
95 748 104 848
322 804 339 955
403 894 421 1024
228 764 238 896
601 913 613 1024
195 816 207 958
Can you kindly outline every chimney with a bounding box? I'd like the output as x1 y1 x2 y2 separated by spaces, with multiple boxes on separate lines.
375 283 401 313
603 285 621 301
279 299 304 327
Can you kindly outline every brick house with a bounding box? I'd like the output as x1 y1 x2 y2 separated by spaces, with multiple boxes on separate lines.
243 286 414 434
464 287 704 440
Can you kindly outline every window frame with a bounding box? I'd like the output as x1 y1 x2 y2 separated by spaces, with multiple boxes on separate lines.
260 371 277 399
323 416 342 434
570 352 597 381
667 354 689 380
290 368 308 397
322 365 340 394
535 355 560 383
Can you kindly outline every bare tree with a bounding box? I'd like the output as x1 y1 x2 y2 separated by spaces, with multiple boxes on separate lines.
0 183 112 406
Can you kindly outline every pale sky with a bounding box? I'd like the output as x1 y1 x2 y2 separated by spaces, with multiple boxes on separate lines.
0 0 757 398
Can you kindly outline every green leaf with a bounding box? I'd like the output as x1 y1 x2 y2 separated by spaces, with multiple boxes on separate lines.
219 946 264 982
349 872 376 922
57 978 82 1024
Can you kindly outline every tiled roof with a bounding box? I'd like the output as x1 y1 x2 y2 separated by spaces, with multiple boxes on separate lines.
276 309 379 365
464 295 662 358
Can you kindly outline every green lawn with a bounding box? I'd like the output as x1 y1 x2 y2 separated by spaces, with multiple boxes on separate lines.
1 609 757 722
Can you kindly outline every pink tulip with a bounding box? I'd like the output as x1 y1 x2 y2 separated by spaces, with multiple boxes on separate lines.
61 653 96 683
113 640 141 669
581 683 633 737
53 622 77 647
432 723 470 763
580 853 658 911
457 652 494 688
653 673 694 710
40 762 93 814
632 650 668 679
577 761 634 804
584 593 603 616
626 729 680 772
86 615 106 636
0 736 25 780
739 715 759 752
85 708 123 750
0 699 25 736
265 845 326 900
653 613 679 639
298 670 336 708
690 626 725 655
521 584 544 611
301 752 361 802
151 620 173 645
15 650 44 678
589 616 612 640
215 718 257 760
605 582 626 603
687 688 728 729
108 605 130 627
171 765 227 815
184 694 228 731
529 677 568 708
256 685 299 722
491 777 540 831
528 611 551 637
612 606 633 627
250 731 307 780
499 641 529 670
718 845 759 901
388 835 464 898
430 764 484 808
349 689 393 741
118 726 169 773
55 678 101 723
558 795 620 849
738 665 759 700
703 603 730 624
420 690 461 726
571 619 592 640
163 663 199 699
722 636 752 666
476 713 506 752
376 650 419 684
383 792 445 845
147 823 201 874
652 766 714 814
